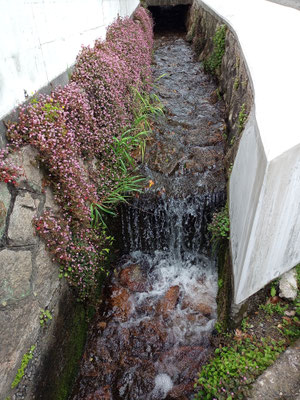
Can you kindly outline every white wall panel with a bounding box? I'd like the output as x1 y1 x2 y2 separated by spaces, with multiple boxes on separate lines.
0 0 139 119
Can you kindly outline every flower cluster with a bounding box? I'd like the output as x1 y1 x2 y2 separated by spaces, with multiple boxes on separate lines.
0 148 22 185
5 7 154 300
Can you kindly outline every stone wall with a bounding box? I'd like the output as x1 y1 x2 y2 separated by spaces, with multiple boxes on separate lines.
187 0 253 169
0 145 82 399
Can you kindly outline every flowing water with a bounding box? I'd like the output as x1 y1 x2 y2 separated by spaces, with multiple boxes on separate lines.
71 30 226 400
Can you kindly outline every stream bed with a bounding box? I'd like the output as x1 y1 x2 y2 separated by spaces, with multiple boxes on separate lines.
71 32 226 400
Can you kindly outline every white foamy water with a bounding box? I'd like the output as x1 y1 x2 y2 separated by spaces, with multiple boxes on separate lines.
152 374 173 399
120 249 218 346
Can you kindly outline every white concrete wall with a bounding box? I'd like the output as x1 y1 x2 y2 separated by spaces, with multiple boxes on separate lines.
199 0 300 304
0 0 139 120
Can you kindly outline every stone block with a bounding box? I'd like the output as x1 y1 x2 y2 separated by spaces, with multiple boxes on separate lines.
8 192 39 245
0 183 11 239
7 145 43 192
44 186 60 213
0 249 32 305
0 298 40 396
34 243 59 305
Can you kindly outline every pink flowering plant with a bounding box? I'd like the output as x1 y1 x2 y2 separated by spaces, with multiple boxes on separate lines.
4 7 156 301
0 148 22 185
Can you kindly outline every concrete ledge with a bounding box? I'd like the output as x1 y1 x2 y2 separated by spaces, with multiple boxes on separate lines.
197 0 300 303
247 338 300 399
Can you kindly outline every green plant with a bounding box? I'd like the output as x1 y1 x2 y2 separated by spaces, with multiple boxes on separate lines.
208 204 230 253
194 337 285 400
270 284 277 298
39 308 53 327
90 89 163 228
218 279 223 289
237 103 247 133
215 321 224 334
233 76 239 91
11 345 36 389
203 25 226 74
259 302 288 316
296 263 300 285
241 317 250 332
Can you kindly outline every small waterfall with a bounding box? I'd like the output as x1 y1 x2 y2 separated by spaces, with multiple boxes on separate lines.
120 192 225 257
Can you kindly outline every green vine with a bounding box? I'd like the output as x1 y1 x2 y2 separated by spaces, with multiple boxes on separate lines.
204 24 227 74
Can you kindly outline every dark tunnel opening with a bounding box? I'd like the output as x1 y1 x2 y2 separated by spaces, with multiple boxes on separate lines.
148 5 190 33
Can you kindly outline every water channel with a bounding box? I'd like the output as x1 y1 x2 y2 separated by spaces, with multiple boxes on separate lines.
71 6 226 399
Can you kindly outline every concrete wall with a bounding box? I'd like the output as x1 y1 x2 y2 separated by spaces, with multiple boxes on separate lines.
193 0 300 304
0 0 139 121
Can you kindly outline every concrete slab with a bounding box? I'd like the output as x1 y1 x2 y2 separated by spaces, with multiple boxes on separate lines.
267 0 300 11
0 0 139 120
247 339 300 399
198 0 300 303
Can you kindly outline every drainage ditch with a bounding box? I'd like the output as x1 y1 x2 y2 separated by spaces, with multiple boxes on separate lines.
71 6 227 399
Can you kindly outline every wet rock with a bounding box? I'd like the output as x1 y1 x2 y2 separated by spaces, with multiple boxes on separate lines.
209 90 219 105
119 263 147 292
157 285 180 317
185 146 223 173
279 268 298 301
130 320 168 356
159 346 206 382
182 296 213 316
146 140 185 175
97 321 107 330
85 386 111 400
110 287 132 321
183 127 224 147
167 381 194 399
116 360 156 400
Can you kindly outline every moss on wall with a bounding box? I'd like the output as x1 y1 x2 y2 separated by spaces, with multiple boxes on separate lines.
32 290 90 400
